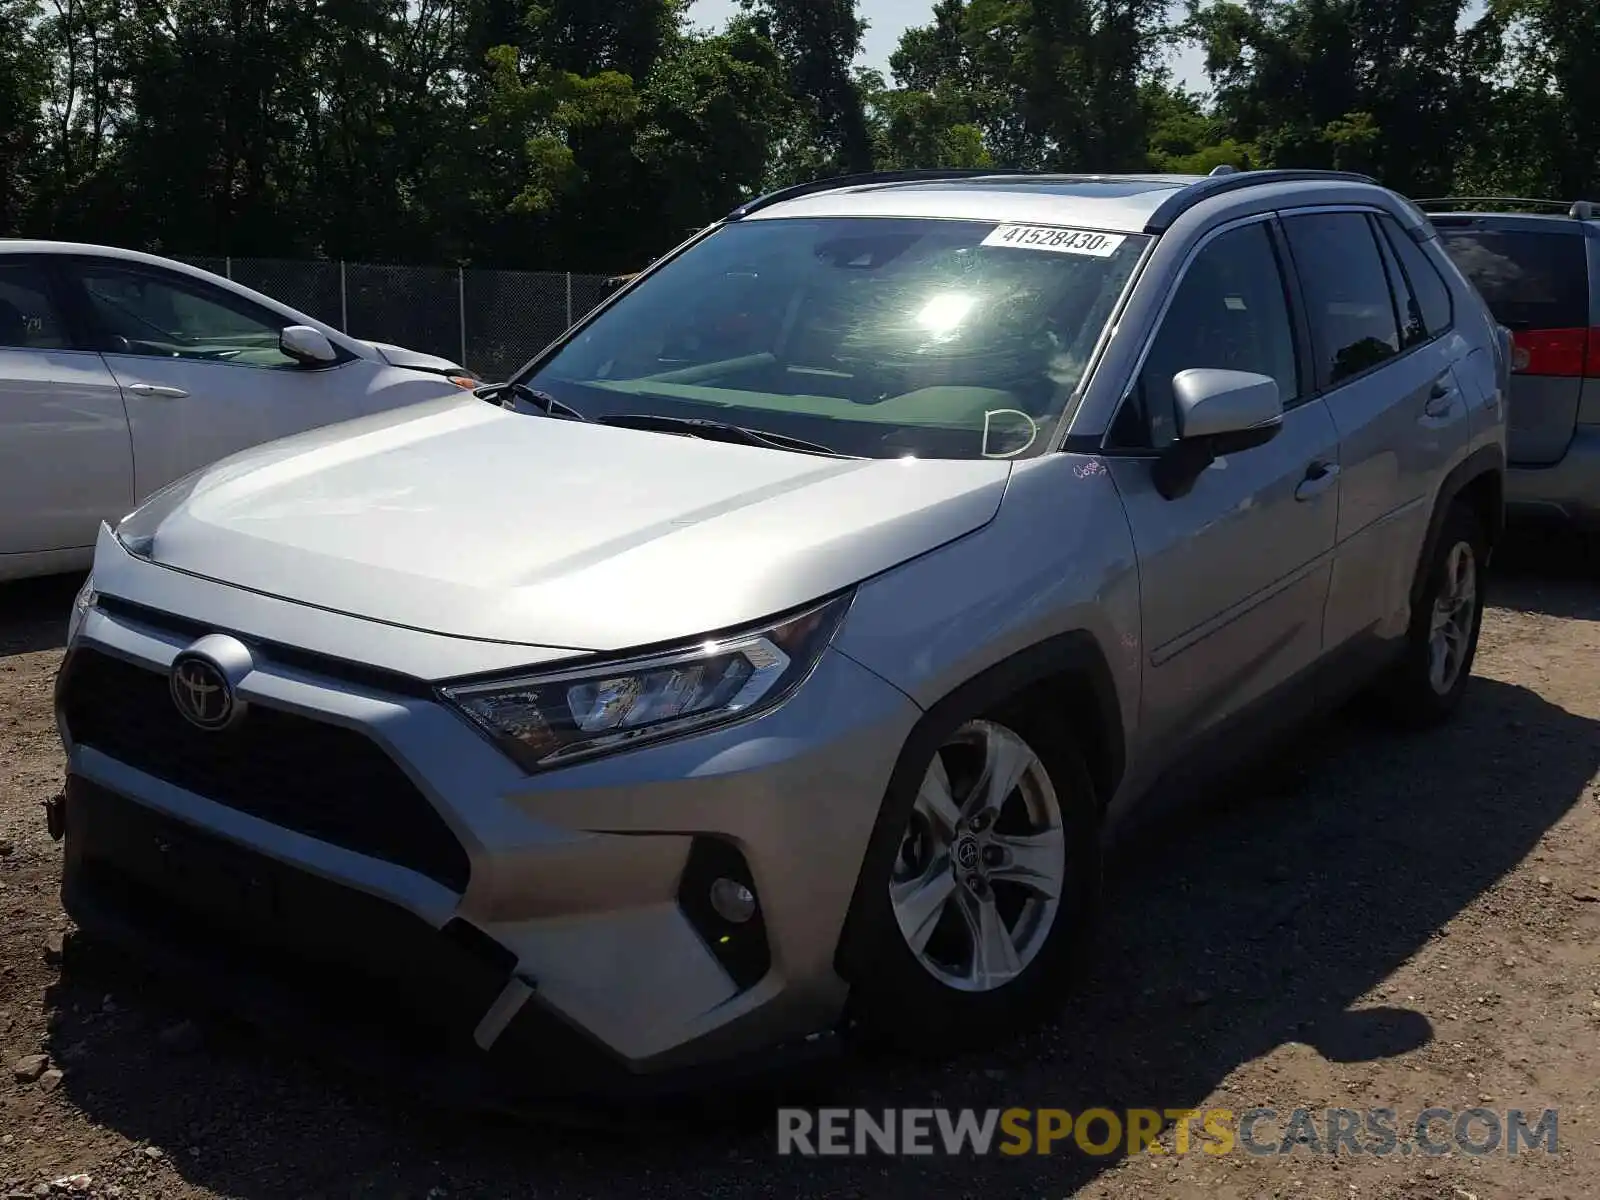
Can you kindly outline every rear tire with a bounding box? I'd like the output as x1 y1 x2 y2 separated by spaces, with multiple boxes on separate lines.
840 705 1101 1056
1374 503 1488 728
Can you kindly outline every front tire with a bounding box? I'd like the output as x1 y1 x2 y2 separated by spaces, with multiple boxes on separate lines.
1375 503 1488 727
842 708 1100 1055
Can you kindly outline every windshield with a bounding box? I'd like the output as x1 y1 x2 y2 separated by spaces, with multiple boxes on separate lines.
525 216 1149 459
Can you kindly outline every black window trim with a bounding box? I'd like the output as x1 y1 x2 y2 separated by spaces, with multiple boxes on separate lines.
1277 204 1444 398
1369 212 1417 349
0 254 99 354
1373 211 1455 339
60 255 355 371
1098 211 1310 457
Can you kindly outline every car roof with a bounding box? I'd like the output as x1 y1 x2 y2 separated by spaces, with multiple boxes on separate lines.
1426 212 1600 238
0 238 226 270
1413 198 1600 238
745 174 1205 232
734 169 1400 235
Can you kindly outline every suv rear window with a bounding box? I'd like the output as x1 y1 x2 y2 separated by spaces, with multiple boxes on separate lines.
1436 228 1589 330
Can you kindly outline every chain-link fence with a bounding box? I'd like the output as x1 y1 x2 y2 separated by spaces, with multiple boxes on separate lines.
179 257 612 381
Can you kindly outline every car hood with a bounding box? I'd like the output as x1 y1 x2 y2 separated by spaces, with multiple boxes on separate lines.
363 341 466 375
121 399 1012 650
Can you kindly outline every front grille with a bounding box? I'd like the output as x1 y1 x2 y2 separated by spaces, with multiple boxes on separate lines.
59 648 471 893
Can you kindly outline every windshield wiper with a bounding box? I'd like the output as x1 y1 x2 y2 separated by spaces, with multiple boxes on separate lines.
475 381 588 421
596 413 844 457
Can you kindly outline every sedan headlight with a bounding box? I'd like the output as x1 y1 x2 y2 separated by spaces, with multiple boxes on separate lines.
440 593 853 772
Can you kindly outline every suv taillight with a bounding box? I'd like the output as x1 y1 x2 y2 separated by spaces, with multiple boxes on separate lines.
1511 327 1600 378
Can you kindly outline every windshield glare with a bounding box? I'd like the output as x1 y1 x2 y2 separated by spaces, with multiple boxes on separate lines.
527 216 1148 460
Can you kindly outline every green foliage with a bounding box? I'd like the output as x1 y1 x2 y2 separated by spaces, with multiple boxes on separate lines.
0 0 1594 268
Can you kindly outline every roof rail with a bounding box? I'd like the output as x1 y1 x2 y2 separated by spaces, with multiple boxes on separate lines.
1414 196 1598 220
726 169 1034 220
1143 169 1379 231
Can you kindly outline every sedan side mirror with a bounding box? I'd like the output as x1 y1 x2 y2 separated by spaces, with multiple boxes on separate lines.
281 325 339 366
1152 368 1283 500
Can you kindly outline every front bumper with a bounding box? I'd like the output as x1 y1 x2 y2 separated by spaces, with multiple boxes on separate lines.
1507 424 1600 528
60 778 837 1107
54 569 921 1092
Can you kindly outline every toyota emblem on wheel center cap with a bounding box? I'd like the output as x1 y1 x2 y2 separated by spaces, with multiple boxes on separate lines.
954 837 981 871
168 634 254 732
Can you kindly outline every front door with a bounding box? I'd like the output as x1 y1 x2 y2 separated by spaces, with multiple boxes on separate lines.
63 258 382 499
1105 217 1341 781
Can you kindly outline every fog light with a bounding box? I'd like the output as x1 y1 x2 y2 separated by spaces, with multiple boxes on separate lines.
710 877 757 924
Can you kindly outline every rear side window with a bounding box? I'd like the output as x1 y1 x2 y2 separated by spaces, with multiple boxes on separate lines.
0 263 70 351
1376 215 1453 338
1436 228 1588 330
1282 212 1400 386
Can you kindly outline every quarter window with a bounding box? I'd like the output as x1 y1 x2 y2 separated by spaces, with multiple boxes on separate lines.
1282 213 1401 386
1120 221 1299 449
1377 214 1452 337
1371 215 1426 348
0 264 69 351
77 265 299 368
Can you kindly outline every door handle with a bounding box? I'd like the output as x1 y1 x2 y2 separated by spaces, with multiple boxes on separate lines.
1295 460 1340 502
1425 374 1458 418
125 383 189 399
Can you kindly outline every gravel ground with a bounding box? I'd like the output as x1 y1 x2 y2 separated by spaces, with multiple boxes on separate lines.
1 533 1597 1200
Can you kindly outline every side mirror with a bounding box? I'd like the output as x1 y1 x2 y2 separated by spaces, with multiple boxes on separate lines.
1152 368 1283 501
280 325 338 366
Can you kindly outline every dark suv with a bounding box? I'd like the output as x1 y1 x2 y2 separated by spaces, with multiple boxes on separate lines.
1423 198 1600 528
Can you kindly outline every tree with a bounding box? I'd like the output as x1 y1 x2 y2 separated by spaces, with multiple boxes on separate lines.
741 0 873 178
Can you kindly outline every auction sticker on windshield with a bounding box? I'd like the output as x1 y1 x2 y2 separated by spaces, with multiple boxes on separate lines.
981 225 1127 257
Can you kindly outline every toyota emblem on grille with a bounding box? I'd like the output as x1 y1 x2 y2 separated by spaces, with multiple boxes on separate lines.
170 653 237 731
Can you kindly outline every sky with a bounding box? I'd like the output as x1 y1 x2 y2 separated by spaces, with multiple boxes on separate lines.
687 0 1211 92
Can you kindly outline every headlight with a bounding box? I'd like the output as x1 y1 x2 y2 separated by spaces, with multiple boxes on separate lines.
67 573 97 645
439 593 853 772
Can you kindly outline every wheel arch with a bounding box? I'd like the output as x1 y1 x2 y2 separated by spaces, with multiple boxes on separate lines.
832 629 1124 984
1410 445 1505 615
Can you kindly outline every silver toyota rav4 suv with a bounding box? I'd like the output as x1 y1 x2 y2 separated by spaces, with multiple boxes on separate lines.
53 168 1509 1102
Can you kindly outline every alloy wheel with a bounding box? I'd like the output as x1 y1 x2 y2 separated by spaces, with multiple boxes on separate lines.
1428 539 1478 695
889 719 1065 993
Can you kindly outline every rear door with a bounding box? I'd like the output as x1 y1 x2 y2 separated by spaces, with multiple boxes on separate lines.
62 257 387 499
1435 218 1590 465
0 257 133 558
1280 210 1469 654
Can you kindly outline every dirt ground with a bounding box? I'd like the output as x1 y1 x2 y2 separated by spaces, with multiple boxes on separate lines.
1 533 1597 1200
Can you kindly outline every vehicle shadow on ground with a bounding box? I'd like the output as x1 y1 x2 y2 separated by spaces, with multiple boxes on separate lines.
40 663 1600 1198
1491 525 1600 620
0 573 83 658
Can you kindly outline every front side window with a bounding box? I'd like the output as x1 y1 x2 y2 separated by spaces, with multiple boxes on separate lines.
1120 221 1299 450
78 265 297 368
1282 212 1401 386
0 264 69 351
527 217 1149 459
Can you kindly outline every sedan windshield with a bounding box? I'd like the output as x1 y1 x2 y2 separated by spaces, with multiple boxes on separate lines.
525 216 1149 460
